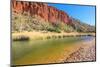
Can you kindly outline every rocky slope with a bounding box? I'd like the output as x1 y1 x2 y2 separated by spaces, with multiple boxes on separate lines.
12 0 71 24
11 0 95 32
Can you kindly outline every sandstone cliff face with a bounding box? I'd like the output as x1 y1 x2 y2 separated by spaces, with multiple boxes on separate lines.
12 0 72 24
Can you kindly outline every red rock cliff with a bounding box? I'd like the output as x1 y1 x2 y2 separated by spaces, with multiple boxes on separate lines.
12 0 72 24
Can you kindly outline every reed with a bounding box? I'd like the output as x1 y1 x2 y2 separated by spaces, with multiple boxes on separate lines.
12 35 29 41
12 31 95 41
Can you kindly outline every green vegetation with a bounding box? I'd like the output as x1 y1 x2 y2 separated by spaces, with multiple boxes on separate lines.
12 13 75 33
12 12 95 33
71 18 95 33
13 35 29 41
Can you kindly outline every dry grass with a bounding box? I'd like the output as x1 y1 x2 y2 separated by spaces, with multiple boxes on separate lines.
12 31 95 41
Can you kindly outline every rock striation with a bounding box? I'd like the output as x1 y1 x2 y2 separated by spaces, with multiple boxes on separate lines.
12 0 72 24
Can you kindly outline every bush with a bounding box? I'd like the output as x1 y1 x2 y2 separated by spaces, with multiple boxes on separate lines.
12 13 74 33
13 35 29 41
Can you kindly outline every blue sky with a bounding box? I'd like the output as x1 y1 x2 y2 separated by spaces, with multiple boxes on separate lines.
48 3 96 26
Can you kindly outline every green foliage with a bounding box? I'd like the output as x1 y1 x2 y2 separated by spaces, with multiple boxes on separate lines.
61 23 74 32
71 18 95 33
12 13 62 33
12 12 95 33
12 13 33 32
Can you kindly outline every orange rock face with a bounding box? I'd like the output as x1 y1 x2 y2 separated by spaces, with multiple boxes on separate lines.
12 0 72 24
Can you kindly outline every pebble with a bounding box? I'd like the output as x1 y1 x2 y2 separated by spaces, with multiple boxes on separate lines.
63 45 96 62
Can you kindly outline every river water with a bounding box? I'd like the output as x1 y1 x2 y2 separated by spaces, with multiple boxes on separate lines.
12 36 94 65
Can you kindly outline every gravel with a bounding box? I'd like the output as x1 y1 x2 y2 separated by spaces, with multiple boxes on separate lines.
63 44 96 63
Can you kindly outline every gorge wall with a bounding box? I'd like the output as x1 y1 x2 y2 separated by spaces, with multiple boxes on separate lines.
12 0 95 32
12 0 72 25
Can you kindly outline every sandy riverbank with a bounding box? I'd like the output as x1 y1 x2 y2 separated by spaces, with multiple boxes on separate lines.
12 31 95 41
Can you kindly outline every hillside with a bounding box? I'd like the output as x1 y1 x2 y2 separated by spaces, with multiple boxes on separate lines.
11 0 95 33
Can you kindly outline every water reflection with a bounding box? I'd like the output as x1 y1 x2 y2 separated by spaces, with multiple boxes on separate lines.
12 36 94 65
